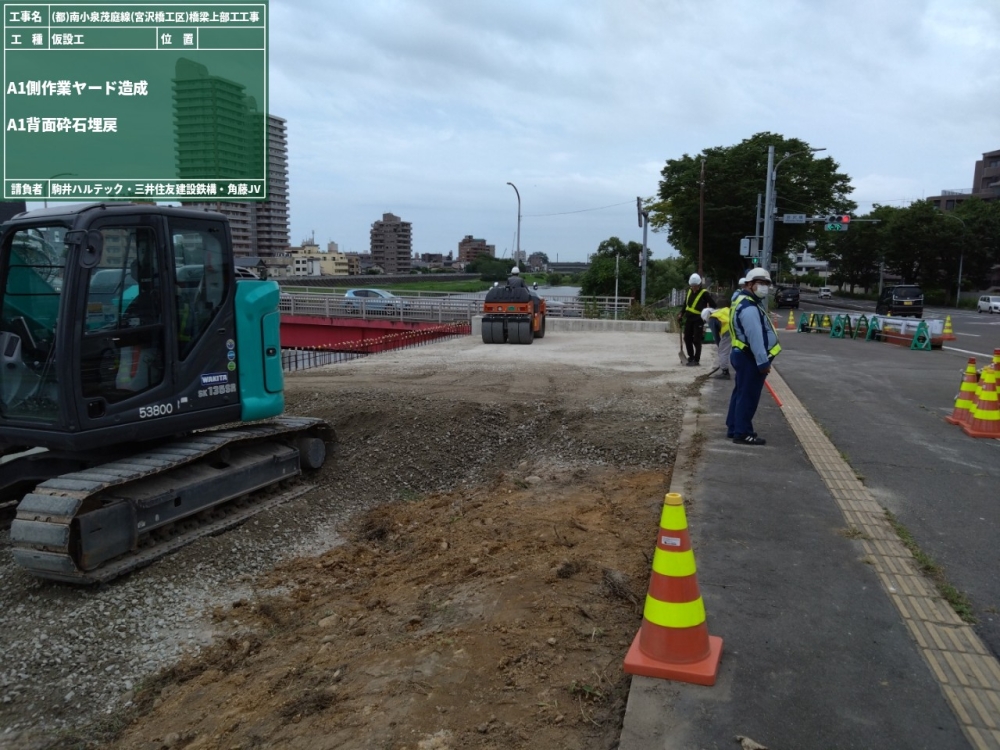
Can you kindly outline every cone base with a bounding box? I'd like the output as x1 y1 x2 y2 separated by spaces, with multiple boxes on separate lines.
623 631 723 686
961 423 1000 439
944 414 968 426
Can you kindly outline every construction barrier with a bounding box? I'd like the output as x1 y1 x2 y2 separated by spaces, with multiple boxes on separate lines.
623 492 723 686
797 310 945 350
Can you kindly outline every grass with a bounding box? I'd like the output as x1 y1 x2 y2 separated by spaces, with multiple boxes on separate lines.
884 509 976 623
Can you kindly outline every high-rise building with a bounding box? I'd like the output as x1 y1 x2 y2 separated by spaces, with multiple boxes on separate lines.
370 213 412 274
174 58 289 256
457 235 495 263
927 147 1000 212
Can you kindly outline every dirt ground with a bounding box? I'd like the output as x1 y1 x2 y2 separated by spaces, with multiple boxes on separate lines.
73 334 694 750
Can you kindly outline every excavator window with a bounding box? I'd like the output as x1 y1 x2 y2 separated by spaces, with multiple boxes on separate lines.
0 226 70 421
169 220 229 360
80 226 165 402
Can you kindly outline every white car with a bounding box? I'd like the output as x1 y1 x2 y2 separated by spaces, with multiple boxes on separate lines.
977 295 1000 314
818 287 832 299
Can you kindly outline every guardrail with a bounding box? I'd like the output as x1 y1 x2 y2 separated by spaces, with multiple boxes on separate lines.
278 292 633 321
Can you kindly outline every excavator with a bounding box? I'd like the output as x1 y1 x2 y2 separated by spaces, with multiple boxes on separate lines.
0 203 333 583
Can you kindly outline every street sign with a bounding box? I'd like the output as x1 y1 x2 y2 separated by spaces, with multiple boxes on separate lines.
782 214 806 224
825 223 848 232
740 238 750 256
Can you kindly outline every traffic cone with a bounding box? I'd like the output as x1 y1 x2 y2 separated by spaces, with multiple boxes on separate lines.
786 311 796 330
963 368 1000 438
623 493 723 686
942 316 957 341
992 348 1000 373
821 314 832 330
945 358 978 425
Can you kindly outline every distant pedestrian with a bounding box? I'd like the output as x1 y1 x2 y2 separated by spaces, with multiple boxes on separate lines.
679 274 715 366
726 268 781 445
701 306 731 379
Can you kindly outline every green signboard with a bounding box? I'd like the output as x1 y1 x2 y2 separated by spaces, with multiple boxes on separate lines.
3 1 268 200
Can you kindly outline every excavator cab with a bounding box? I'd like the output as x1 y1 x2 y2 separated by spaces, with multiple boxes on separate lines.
0 204 330 583
0 203 282 454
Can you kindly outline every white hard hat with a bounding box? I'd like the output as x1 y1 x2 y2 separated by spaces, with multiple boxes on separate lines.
738 277 746 285
688 273 702 285
746 268 772 284
511 266 520 274
700 307 713 323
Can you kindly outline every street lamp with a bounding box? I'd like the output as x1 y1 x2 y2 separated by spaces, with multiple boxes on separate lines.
506 182 521 266
937 211 967 307
761 147 826 281
44 172 77 208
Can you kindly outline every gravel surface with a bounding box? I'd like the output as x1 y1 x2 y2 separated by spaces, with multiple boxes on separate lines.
0 332 692 749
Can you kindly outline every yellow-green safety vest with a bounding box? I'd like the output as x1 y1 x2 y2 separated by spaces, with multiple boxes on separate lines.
685 288 707 315
730 293 781 359
709 306 730 336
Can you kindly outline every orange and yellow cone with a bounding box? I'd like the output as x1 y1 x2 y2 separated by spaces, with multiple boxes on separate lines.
623 493 723 686
945 358 979 426
786 311 796 330
963 368 1000 438
942 316 956 341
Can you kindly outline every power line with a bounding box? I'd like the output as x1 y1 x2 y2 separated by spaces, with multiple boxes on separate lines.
522 200 635 218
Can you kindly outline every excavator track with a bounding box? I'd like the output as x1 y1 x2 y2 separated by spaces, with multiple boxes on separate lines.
10 417 332 583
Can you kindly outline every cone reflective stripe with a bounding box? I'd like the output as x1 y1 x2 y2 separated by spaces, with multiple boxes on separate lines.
963 368 1000 438
623 493 722 686
946 358 978 425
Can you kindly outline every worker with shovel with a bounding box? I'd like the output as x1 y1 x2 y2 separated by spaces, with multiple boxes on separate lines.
701 305 731 379
679 273 716 366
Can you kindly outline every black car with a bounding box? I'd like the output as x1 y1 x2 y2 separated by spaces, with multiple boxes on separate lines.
876 285 923 317
774 287 800 309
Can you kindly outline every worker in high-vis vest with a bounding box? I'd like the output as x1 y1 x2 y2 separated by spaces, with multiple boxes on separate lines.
679 273 716 366
726 268 781 446
701 305 732 379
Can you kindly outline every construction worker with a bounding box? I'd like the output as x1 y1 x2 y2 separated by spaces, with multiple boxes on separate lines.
726 268 781 445
679 273 715 366
731 277 748 302
701 306 731 379
507 266 528 289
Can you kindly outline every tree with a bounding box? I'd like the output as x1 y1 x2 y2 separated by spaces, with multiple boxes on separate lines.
467 253 510 282
648 132 855 283
579 237 646 298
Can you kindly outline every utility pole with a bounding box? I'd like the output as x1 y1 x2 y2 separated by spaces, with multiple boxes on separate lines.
614 253 620 321
761 146 775 278
637 197 649 306
698 158 705 277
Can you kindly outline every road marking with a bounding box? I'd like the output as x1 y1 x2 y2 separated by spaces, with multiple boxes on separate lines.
955 332 982 337
944 346 997 359
768 370 1000 750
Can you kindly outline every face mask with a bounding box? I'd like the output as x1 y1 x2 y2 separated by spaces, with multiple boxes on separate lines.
754 284 770 297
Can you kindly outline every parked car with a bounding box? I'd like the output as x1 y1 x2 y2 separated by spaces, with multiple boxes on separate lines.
876 284 923 317
774 287 800 309
818 287 832 299
343 288 402 314
976 295 1000 314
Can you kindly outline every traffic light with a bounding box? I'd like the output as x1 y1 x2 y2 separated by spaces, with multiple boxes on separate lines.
751 257 760 266
825 214 850 232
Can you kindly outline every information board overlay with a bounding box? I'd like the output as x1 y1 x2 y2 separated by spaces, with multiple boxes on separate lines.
3 2 268 201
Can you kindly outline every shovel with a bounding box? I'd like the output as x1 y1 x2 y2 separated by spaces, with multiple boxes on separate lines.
677 324 687 365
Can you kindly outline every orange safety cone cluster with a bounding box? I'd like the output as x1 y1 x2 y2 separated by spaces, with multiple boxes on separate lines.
963 368 1000 438
945 358 979 426
623 492 723 686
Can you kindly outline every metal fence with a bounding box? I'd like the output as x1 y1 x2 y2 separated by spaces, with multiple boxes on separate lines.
279 292 632 321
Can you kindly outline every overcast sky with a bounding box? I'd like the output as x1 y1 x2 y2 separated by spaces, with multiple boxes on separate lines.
268 0 996 261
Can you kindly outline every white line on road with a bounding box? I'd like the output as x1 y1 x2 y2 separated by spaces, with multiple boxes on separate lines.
943 345 996 358
955 332 982 337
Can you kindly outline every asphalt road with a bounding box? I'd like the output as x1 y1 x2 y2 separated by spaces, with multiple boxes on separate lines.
775 302 1000 658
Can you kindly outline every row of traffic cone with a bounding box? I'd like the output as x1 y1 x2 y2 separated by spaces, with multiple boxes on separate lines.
945 350 1000 438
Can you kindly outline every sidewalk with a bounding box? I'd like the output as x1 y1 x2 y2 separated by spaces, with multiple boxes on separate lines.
618 372 970 749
